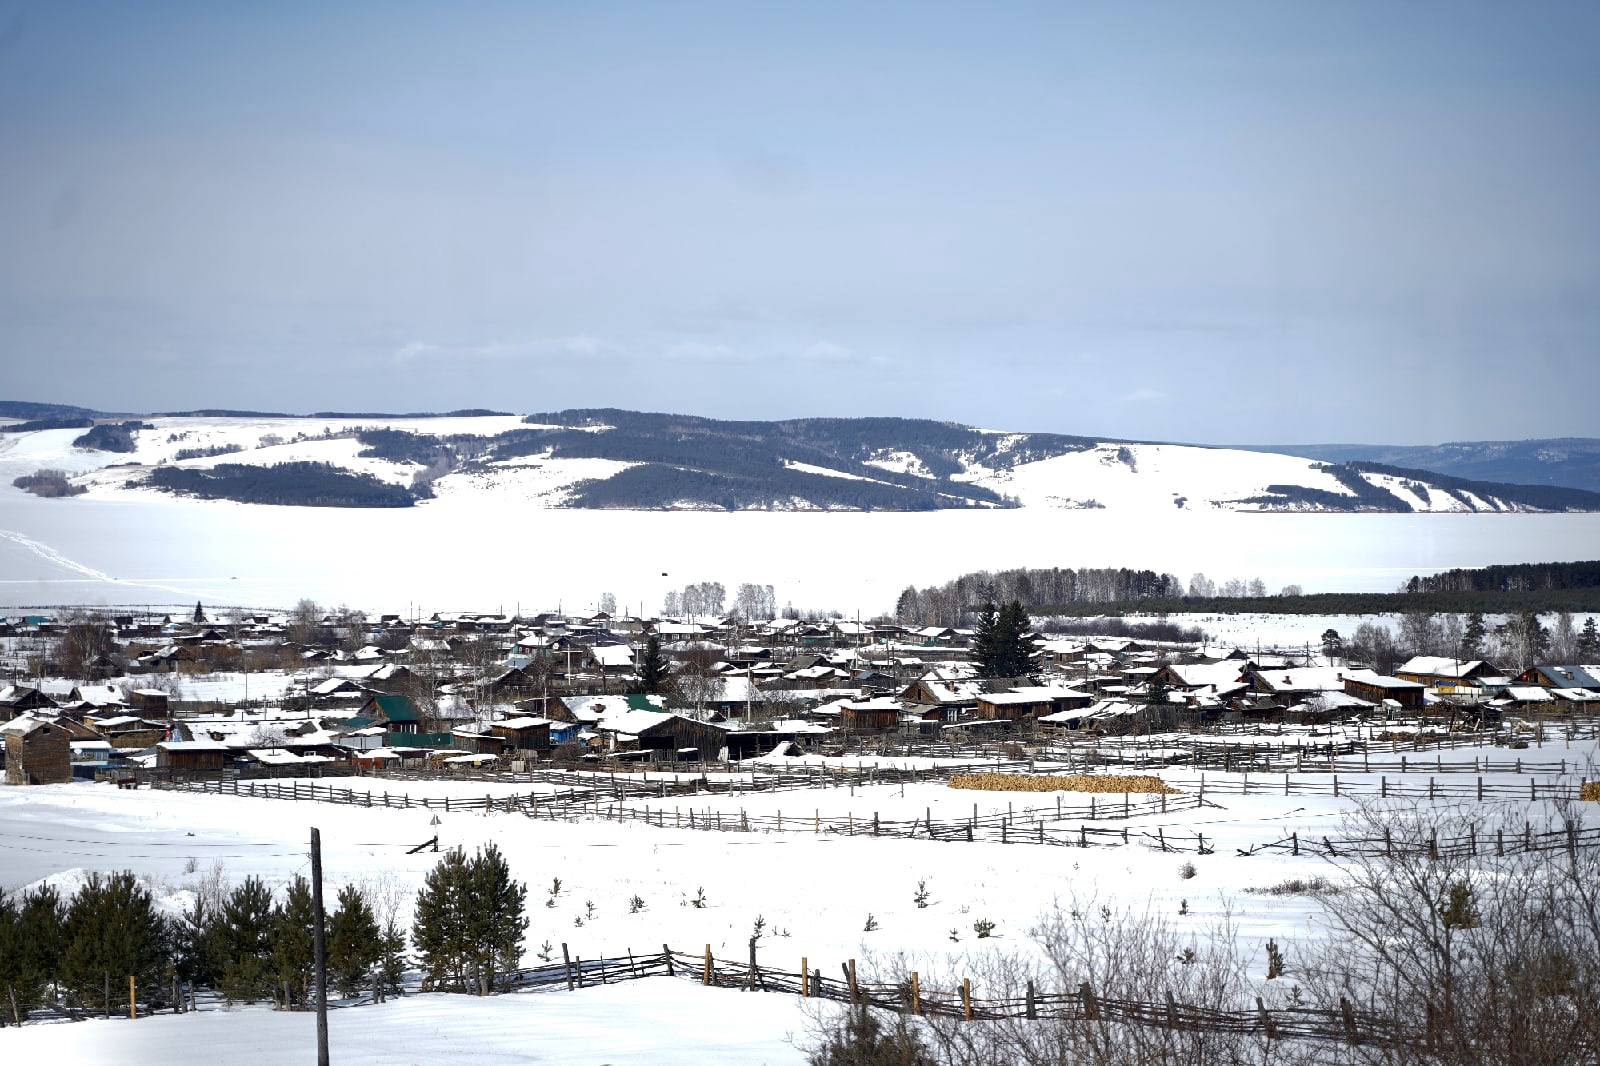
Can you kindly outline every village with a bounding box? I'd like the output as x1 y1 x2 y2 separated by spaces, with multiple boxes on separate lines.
5 601 1599 787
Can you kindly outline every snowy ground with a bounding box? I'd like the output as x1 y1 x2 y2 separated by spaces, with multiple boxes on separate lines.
5 726 1598 1060
0 978 813 1065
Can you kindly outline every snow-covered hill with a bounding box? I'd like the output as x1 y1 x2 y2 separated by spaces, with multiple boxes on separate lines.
1 411 1594 513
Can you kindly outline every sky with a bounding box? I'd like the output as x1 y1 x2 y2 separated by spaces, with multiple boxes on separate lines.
1 1 1596 445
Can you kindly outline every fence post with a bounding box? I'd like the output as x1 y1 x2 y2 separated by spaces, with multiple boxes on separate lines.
1025 979 1035 1020
802 957 808 997
1256 996 1276 1041
1339 996 1358 1044
847 960 859 1005
562 943 574 991
1080 981 1099 1021
962 978 972 1021
704 944 712 986
912 972 921 1016
1165 990 1180 1030
664 945 675 977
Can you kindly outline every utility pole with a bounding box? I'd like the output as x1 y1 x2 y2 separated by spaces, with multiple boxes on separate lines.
311 828 330 1066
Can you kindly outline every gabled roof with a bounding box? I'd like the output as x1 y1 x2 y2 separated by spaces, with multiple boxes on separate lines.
364 693 421 723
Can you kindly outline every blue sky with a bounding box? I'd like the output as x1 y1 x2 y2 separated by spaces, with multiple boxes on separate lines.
2 1 1596 444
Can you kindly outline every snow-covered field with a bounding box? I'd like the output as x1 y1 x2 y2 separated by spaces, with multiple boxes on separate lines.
5 726 1598 1062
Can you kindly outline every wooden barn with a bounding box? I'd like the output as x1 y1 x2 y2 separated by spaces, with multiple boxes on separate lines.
155 739 231 772
128 689 171 718
839 697 904 732
593 709 729 762
490 716 554 754
1341 670 1426 710
4 716 73 785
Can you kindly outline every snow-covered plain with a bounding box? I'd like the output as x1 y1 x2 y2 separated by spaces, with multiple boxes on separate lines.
3 484 1596 619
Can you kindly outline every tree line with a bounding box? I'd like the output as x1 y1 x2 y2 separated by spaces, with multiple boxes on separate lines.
141 462 417 508
0 843 526 1024
896 561 1600 625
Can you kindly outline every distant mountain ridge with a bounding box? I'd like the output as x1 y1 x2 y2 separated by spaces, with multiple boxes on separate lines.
4 403 1600 513
1234 438 1600 495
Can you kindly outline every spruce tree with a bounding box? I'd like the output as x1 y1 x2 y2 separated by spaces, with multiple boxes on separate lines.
1578 617 1599 659
972 603 1002 678
59 872 173 1013
216 876 275 1003
328 884 382 998
1462 612 1487 659
268 876 315 1009
631 635 670 695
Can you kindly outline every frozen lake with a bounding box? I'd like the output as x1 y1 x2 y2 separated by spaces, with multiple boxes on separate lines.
2 491 1595 617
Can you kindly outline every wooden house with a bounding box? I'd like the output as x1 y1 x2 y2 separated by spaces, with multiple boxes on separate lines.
4 716 73 785
0 685 58 718
1517 665 1600 692
355 694 423 735
1396 656 1502 694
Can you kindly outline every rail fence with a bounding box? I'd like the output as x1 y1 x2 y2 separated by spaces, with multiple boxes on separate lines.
496 944 1419 1051
18 941 1432 1051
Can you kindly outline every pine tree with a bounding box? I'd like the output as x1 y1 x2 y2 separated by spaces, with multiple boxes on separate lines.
1320 629 1344 661
0 894 49 1024
375 919 408 1003
328 884 382 998
412 845 527 994
59 872 173 1014
215 876 275 1003
412 848 473 989
466 843 527 993
631 635 670 695
268 876 315 1009
13 884 65 1014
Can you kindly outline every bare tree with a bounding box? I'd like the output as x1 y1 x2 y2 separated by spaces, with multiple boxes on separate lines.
1301 800 1600 1065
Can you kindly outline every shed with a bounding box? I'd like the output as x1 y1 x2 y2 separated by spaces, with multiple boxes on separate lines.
490 716 554 753
839 697 904 732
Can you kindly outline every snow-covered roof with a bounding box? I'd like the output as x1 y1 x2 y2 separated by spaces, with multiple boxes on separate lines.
1396 656 1491 679
590 644 635 667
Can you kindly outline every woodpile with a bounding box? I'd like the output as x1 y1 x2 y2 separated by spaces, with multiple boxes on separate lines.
1579 781 1600 802
949 772 1180 794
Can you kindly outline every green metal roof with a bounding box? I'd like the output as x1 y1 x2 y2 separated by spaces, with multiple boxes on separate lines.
366 693 421 723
